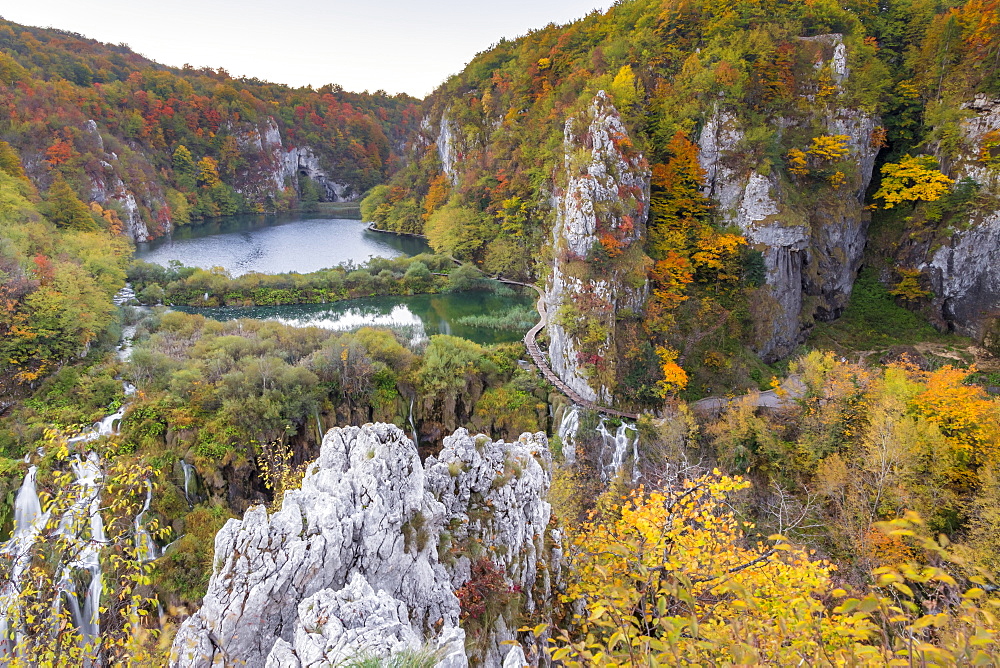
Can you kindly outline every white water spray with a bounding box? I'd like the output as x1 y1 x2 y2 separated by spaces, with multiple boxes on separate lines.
408 396 419 447
555 407 639 482
180 460 194 507
597 419 639 483
556 406 580 464
134 480 159 563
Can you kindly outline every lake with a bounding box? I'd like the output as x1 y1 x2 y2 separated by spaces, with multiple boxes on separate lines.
177 291 537 346
135 212 430 276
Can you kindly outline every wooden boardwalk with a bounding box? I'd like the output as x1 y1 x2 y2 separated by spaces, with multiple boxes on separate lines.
361 225 638 419
498 279 638 420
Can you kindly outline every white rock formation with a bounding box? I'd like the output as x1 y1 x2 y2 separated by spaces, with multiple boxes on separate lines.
545 91 650 403
171 423 554 668
282 146 355 202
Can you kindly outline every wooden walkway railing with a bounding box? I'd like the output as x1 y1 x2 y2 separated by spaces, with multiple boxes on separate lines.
497 279 638 420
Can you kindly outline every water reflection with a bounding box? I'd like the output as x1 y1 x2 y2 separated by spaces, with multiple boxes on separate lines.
135 213 430 276
177 291 534 346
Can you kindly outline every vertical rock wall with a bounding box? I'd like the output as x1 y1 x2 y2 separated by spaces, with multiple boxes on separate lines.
545 91 650 403
921 95 1000 337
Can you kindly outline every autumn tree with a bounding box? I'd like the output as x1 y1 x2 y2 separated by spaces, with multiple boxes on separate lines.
551 473 874 664
44 177 97 231
195 157 221 189
422 172 449 220
172 144 197 190
874 155 954 208
549 473 1000 665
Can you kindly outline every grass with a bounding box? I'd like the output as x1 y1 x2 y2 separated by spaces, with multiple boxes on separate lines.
808 267 962 355
454 305 538 331
338 647 442 668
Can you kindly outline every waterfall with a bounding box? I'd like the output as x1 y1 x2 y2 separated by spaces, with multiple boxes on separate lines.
0 466 50 656
12 467 42 535
597 419 639 483
408 396 419 447
67 403 127 445
112 283 135 306
556 407 580 464
134 480 159 562
555 407 639 481
61 454 105 646
180 460 194 507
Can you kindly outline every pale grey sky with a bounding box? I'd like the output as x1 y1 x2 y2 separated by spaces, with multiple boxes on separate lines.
2 0 614 97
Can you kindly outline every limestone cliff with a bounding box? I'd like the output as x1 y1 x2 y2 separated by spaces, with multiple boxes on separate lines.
697 34 880 360
170 423 555 668
78 119 161 241
545 91 650 403
918 94 1000 338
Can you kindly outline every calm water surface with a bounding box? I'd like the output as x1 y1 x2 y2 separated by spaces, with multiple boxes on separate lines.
135 213 430 276
177 291 536 346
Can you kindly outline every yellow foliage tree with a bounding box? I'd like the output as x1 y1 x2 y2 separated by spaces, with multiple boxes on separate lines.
548 475 1000 665
654 345 688 396
889 267 931 301
787 147 810 176
196 157 221 189
807 134 851 161
874 155 954 209
551 473 876 665
911 365 1000 459
422 172 449 220
609 65 638 109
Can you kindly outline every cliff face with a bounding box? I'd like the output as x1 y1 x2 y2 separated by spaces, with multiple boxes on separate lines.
919 95 1000 338
171 423 555 668
74 119 161 241
545 91 650 403
697 35 880 360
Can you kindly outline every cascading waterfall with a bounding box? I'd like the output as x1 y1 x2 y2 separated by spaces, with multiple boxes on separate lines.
67 404 127 445
556 406 580 464
408 396 419 447
58 453 105 647
597 419 639 483
180 460 194 507
555 406 639 482
0 467 49 657
134 480 160 562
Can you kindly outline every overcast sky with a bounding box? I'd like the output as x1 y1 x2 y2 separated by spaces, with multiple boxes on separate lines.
2 0 614 97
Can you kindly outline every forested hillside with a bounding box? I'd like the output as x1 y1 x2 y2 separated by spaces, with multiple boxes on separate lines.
0 18 419 239
366 0 1000 408
6 0 1000 664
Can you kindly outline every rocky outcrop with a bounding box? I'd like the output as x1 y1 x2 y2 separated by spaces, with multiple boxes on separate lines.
282 146 356 202
545 91 650 403
436 111 461 185
80 119 161 241
234 116 356 202
920 95 1000 338
698 34 880 360
170 423 555 668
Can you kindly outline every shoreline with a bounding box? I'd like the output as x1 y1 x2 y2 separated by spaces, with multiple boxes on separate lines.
366 223 429 240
